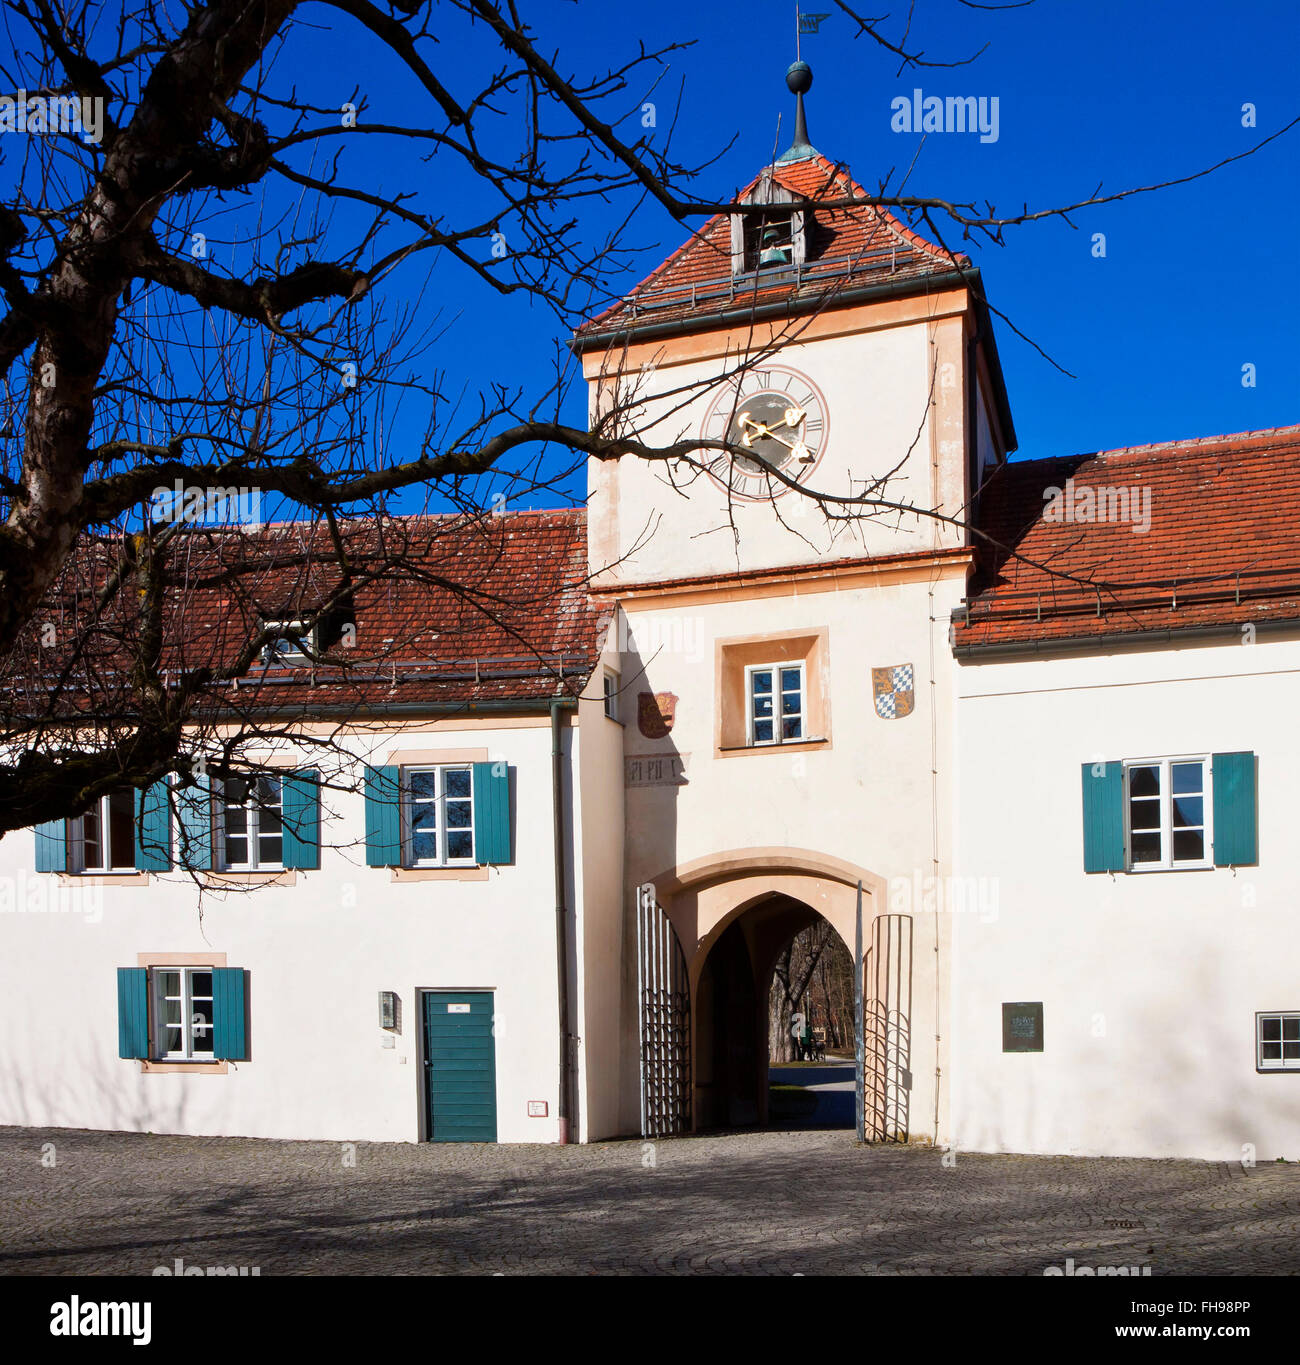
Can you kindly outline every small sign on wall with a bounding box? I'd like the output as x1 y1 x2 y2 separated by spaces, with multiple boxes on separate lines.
1002 1001 1044 1052
447 1003 470 1014
527 1101 549 1117
625 753 689 787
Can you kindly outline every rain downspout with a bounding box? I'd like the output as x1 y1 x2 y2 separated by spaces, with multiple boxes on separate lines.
552 696 577 1143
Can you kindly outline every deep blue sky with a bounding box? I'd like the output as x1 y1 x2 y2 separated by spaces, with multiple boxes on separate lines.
534 0 1300 466
479 0 1297 466
288 0 1295 495
17 1 1299 517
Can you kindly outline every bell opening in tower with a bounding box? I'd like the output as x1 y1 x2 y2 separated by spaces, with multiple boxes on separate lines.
744 210 795 272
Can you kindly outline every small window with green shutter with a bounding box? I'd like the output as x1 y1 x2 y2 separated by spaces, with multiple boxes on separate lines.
153 967 216 1059
69 788 137 872
1083 751 1258 873
215 774 284 870
1124 756 1212 871
402 765 476 867
118 965 248 1063
365 761 512 868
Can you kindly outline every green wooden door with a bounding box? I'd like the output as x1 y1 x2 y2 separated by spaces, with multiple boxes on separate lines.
422 991 498 1142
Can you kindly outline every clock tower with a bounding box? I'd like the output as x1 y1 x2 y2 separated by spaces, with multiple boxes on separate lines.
573 62 1017 589
570 66 1018 1142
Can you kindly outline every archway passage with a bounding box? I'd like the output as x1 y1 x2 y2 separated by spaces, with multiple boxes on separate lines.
694 893 853 1131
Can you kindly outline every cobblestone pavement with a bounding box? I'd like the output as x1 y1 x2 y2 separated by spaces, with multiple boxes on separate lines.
1 1125 1297 1275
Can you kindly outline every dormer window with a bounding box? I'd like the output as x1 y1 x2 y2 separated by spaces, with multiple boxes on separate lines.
260 619 313 666
731 170 806 276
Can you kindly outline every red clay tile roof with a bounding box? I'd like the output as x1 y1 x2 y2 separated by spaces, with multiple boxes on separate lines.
12 509 610 717
954 425 1300 652
573 154 968 344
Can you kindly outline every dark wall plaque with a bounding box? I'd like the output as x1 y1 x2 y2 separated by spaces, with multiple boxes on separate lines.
1002 1001 1044 1052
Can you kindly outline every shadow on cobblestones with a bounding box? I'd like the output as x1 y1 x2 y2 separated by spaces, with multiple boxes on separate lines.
2 1126 1297 1275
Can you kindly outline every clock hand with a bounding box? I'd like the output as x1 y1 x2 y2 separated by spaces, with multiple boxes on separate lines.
736 411 813 461
736 411 762 447
738 412 785 450
740 409 806 439
738 414 787 444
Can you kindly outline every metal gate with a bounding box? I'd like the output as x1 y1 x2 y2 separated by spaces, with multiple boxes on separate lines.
636 882 692 1138
862 912 913 1143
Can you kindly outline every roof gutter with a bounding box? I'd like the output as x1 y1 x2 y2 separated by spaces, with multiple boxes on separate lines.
571 269 973 354
966 289 1018 456
25 695 584 726
225 696 578 721
952 614 1300 661
571 266 1018 456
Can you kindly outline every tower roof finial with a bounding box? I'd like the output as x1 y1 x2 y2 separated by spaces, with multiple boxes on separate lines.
777 59 816 164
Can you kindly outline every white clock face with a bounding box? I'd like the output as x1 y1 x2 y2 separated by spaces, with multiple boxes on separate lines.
699 364 828 499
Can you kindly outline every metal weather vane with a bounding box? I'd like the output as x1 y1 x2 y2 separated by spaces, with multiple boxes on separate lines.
797 6 830 47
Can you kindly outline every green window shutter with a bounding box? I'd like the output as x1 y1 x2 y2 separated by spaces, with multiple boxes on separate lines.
282 770 320 870
1212 751 1258 867
472 761 513 865
1081 761 1124 873
176 775 212 871
364 765 401 867
34 819 67 873
212 968 247 1060
117 967 149 1059
134 780 172 872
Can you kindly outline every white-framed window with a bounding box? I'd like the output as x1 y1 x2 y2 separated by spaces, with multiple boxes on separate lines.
260 619 313 666
1257 1013 1300 1071
603 670 621 723
1124 756 1212 870
404 766 475 867
217 775 283 870
153 967 214 1060
746 662 804 745
69 788 136 872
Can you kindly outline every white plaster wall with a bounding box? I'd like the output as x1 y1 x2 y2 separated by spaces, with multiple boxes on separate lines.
953 635 1300 1161
574 622 628 1141
587 320 948 583
0 721 567 1144
613 569 967 1141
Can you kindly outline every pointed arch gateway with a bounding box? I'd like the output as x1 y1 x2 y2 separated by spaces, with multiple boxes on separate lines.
637 848 914 1139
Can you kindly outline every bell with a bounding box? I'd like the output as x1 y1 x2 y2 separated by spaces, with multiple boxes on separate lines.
758 226 790 267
